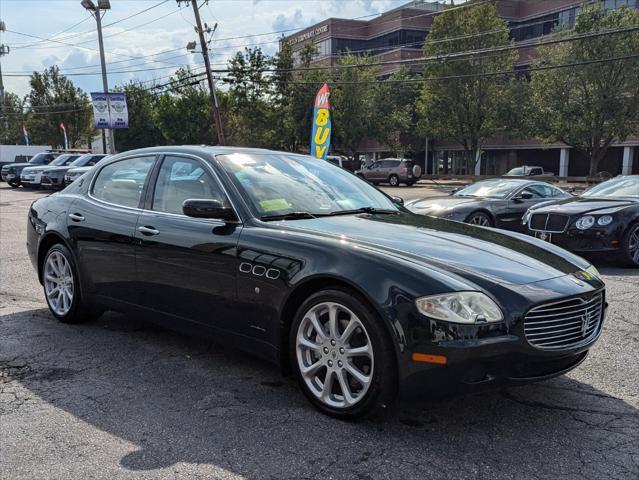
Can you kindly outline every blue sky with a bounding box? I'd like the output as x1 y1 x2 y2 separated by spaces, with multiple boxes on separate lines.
0 0 412 97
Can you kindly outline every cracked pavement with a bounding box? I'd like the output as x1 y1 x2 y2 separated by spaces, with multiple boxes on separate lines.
1 184 638 480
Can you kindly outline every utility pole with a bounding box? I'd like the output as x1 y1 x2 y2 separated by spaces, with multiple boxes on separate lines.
179 0 225 145
81 0 115 154
0 20 9 141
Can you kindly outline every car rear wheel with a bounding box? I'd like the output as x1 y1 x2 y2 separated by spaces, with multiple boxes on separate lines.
43 244 101 323
620 223 639 267
290 288 397 419
388 174 399 187
465 211 493 227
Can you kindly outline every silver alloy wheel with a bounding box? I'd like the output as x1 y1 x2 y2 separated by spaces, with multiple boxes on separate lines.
389 175 399 186
296 302 374 409
629 225 639 265
44 251 74 316
468 213 490 226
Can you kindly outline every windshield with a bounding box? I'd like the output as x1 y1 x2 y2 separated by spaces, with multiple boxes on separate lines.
50 154 77 166
582 177 639 199
455 179 522 199
506 167 524 176
217 153 398 217
28 153 51 165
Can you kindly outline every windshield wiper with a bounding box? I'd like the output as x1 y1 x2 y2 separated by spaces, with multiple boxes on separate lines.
259 211 317 221
324 207 400 217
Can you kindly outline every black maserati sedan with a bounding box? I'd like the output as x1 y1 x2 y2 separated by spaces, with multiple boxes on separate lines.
524 175 639 266
405 178 571 231
27 146 606 419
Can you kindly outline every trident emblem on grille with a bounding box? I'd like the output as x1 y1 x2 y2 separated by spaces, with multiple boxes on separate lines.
581 314 589 336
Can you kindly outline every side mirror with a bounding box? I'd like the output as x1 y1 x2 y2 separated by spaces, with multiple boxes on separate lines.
391 196 404 206
514 192 534 202
182 199 238 222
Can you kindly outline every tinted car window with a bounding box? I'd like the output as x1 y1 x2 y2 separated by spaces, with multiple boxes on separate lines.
152 156 225 215
92 157 155 208
49 154 79 166
529 168 543 175
28 153 57 165
582 177 639 198
526 184 554 198
381 160 400 168
456 179 522 199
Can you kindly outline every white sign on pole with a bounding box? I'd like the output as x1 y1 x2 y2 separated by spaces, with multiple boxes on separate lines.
90 92 128 129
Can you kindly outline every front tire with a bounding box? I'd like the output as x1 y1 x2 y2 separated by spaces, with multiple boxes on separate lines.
388 174 399 187
8 179 20 188
42 244 101 324
465 211 493 227
290 288 397 419
619 222 639 267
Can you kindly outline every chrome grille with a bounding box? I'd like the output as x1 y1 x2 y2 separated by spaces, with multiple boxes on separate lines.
529 213 570 233
524 292 603 350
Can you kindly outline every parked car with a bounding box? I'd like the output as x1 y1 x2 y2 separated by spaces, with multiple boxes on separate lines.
28 146 605 419
356 158 422 186
64 155 110 186
21 154 81 188
406 179 571 231
1 152 60 187
42 154 108 189
505 166 555 177
524 175 639 266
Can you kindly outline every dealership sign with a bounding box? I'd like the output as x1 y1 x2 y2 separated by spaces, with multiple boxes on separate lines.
90 92 129 129
287 24 329 45
310 83 331 160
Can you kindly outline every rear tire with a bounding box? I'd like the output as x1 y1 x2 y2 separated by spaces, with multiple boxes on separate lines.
388 175 399 187
290 288 397 420
619 222 639 267
42 244 102 324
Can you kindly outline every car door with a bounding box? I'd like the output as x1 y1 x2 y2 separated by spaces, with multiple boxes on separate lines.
501 184 547 231
67 154 156 305
134 154 244 334
364 161 381 180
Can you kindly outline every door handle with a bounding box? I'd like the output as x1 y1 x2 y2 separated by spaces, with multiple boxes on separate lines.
68 213 85 222
138 225 160 236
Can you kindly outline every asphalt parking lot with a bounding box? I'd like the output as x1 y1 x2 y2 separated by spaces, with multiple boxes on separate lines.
1 183 637 480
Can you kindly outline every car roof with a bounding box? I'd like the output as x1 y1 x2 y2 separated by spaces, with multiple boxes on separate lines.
106 146 313 160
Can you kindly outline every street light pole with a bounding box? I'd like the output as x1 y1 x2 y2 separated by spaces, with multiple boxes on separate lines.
180 0 225 145
82 0 115 154
0 20 9 139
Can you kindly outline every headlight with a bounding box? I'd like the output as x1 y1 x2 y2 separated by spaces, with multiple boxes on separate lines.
597 215 613 226
575 215 595 230
585 264 601 281
415 291 503 324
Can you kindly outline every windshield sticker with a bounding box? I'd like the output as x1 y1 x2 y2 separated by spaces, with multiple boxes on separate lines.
260 199 290 212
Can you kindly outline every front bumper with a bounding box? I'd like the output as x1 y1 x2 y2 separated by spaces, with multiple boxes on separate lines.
2 172 17 182
398 279 606 397
20 172 43 187
41 174 65 189
527 226 623 253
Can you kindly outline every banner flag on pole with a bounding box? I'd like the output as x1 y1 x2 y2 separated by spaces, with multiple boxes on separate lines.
59 122 68 150
90 92 128 129
310 83 331 160
22 125 29 146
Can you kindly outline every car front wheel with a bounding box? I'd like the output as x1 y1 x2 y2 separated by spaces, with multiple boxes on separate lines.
620 223 639 267
290 288 397 419
8 179 20 187
465 211 493 227
43 244 101 323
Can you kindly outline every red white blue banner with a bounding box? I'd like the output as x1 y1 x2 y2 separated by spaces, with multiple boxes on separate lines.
310 83 331 159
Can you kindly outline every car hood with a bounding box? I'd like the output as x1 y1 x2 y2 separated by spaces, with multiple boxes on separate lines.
3 162 31 170
406 196 486 213
22 165 51 173
530 197 637 215
275 213 590 286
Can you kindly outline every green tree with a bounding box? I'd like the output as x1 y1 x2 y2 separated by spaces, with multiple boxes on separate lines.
25 66 95 148
113 81 164 151
529 5 639 177
0 92 27 145
153 69 217 145
417 2 518 172
330 53 380 158
374 67 420 157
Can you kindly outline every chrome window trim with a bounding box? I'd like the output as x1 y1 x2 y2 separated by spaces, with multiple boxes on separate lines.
88 153 157 213
148 152 244 225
